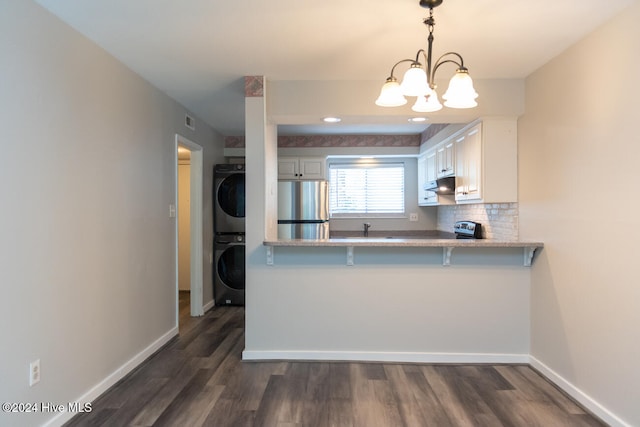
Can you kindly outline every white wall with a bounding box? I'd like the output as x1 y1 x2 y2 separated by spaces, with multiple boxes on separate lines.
0 2 223 426
519 2 640 425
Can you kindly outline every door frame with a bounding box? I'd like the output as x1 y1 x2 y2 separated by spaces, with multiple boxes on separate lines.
175 134 204 320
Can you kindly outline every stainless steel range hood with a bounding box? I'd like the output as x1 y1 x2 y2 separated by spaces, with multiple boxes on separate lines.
424 176 456 195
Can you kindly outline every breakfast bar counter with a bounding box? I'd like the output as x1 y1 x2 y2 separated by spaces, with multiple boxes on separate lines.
263 231 544 266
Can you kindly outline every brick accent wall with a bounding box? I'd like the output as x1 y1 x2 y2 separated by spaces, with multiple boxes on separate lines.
437 203 519 240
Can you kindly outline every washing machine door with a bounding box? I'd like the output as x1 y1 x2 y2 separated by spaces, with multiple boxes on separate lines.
217 244 245 291
215 172 245 233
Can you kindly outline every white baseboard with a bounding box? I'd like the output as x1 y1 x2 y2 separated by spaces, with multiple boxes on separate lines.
39 338 628 427
242 350 529 364
43 326 179 427
202 299 215 313
529 356 630 427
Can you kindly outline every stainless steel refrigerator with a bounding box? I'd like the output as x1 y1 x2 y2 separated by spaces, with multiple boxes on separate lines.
278 180 330 239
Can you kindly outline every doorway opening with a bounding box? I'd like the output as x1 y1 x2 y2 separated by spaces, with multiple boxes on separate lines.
175 134 204 325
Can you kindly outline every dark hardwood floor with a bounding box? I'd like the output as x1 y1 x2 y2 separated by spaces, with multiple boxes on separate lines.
65 292 605 427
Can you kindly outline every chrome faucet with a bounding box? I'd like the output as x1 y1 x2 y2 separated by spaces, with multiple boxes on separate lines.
363 222 371 237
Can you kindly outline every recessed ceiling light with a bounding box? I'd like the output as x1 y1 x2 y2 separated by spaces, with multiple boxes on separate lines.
408 117 427 123
323 117 341 123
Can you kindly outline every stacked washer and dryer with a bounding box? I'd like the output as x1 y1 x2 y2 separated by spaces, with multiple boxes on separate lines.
213 164 245 305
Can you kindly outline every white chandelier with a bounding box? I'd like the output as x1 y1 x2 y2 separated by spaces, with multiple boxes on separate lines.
375 0 478 113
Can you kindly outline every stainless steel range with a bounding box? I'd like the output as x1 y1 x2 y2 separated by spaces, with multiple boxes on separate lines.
454 221 482 239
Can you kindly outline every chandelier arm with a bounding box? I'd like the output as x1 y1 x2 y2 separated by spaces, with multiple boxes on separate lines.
435 52 464 68
389 58 417 79
431 59 462 81
429 52 464 83
414 49 427 64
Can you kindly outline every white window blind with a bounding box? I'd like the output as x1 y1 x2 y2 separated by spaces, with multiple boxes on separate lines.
329 163 405 217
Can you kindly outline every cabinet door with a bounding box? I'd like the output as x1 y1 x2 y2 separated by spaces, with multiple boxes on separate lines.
464 125 482 200
454 134 467 200
278 158 299 180
455 123 482 202
299 157 325 179
417 154 427 205
436 141 455 178
425 150 437 182
421 151 440 205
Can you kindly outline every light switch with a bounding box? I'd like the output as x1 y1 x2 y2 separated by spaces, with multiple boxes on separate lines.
169 204 176 218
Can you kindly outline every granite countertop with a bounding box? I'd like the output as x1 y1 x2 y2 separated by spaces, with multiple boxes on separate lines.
263 230 544 266
264 230 543 249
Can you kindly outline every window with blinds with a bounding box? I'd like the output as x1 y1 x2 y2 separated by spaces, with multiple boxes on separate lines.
329 162 405 217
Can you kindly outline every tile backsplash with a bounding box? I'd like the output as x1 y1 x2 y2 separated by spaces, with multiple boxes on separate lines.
438 203 519 240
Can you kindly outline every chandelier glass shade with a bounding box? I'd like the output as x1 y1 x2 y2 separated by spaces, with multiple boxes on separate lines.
375 78 408 107
375 0 478 111
399 65 430 97
411 89 443 113
442 69 478 108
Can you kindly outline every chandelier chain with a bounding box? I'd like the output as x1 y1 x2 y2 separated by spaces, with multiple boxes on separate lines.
425 7 435 36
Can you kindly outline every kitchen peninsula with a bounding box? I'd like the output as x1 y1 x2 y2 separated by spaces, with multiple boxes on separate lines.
245 86 541 372
263 234 543 266
248 229 544 365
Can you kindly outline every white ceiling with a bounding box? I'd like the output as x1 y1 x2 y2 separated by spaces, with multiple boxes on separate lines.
35 0 635 136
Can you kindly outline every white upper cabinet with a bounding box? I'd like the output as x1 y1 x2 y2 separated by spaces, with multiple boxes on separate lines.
425 150 438 183
417 153 427 205
454 124 482 201
436 140 455 178
417 149 453 206
454 118 518 204
278 157 326 180
417 151 438 206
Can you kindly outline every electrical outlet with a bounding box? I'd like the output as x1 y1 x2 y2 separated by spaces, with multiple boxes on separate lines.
409 213 419 222
29 359 40 386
